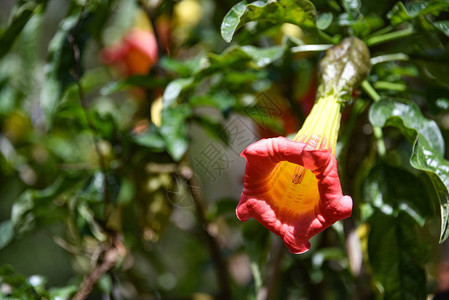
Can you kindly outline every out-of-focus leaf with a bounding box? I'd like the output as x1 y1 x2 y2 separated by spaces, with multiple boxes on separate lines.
11 176 81 234
342 0 361 19
316 12 333 30
426 85 449 115
433 20 449 37
40 2 113 127
190 92 236 114
311 247 347 269
163 78 194 108
11 191 35 234
319 37 371 98
100 75 168 96
77 202 107 241
116 178 136 205
40 11 89 127
192 115 229 145
132 126 166 152
362 164 433 226
159 56 203 77
0 0 48 59
0 220 14 250
163 42 292 108
388 0 449 26
0 266 49 299
207 197 239 220
242 220 271 292
49 285 78 300
221 0 316 43
368 212 427 300
369 99 449 242
338 14 384 37
203 45 281 75
160 105 193 161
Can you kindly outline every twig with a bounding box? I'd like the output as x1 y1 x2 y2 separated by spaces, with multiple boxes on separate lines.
264 240 285 300
72 233 126 300
66 3 112 221
366 26 414 46
361 80 386 157
179 167 232 300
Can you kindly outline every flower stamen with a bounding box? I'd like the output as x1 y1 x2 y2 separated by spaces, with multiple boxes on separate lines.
292 165 306 184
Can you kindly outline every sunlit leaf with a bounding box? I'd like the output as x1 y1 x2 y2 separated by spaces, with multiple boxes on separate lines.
433 20 449 37
341 0 361 19
369 99 449 242
160 104 192 161
163 78 194 108
221 0 316 43
132 126 166 152
316 12 333 30
388 0 449 26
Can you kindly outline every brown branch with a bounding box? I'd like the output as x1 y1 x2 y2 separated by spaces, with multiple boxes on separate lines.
179 167 232 300
71 234 126 300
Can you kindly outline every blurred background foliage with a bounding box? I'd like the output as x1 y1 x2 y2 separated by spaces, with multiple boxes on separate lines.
0 0 449 299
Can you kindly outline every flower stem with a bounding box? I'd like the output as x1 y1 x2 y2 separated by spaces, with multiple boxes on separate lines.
361 80 380 102
361 80 386 157
366 27 414 46
374 81 407 91
370 53 409 65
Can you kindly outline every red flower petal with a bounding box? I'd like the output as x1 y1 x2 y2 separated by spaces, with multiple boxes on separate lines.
237 137 352 254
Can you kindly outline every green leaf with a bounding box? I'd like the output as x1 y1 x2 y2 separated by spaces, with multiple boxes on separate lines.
49 285 78 300
207 197 238 220
163 78 194 108
0 0 48 59
367 212 427 300
11 191 35 234
159 56 203 77
426 85 449 115
192 115 229 144
160 104 193 161
433 20 449 37
132 125 166 151
11 176 81 235
163 42 291 107
40 3 113 127
190 92 236 113
0 220 14 250
369 99 449 242
341 0 361 19
242 220 271 293
221 0 316 43
316 12 333 30
362 164 433 226
388 0 449 26
40 12 89 128
319 37 371 98
100 75 168 96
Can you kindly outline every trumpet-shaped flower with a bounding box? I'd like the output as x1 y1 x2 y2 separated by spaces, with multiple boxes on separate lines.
237 94 352 254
